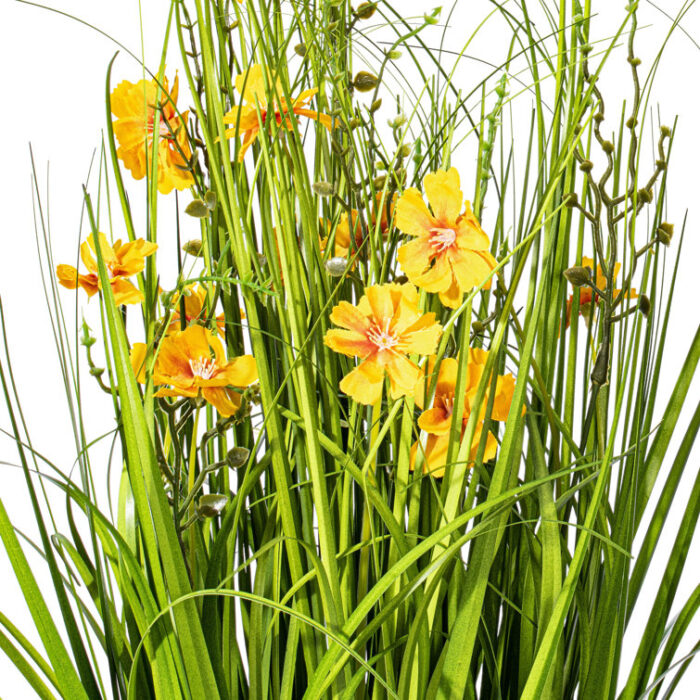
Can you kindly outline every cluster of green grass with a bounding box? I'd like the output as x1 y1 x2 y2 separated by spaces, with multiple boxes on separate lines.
1 1 698 698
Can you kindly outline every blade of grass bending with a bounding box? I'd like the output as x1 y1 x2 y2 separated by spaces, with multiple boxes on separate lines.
84 191 221 699
0 627 57 700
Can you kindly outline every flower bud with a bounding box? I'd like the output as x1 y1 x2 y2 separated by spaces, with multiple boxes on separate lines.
660 125 672 138
353 71 379 92
397 144 411 158
185 199 209 218
602 140 614 154
204 190 217 210
197 494 228 519
89 366 105 377
312 181 336 197
227 447 250 469
325 256 348 277
639 294 651 317
472 320 485 334
656 159 667 170
629 57 641 66
372 174 387 189
637 188 652 203
355 2 376 19
369 98 382 113
626 117 638 129
183 239 204 257
388 114 407 129
580 160 593 173
294 43 307 57
387 49 402 60
657 222 674 245
564 192 578 208
563 265 592 287
80 322 97 347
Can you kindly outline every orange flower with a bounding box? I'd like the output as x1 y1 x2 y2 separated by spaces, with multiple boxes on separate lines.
56 232 157 305
166 284 227 336
396 168 497 308
321 193 396 259
324 283 443 405
223 64 332 161
565 256 638 327
111 75 194 194
410 349 516 477
130 325 257 416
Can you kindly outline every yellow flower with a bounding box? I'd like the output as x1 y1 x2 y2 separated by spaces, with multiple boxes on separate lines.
565 256 637 328
56 232 157 306
324 283 442 405
396 168 497 308
166 284 227 336
111 75 194 194
223 64 332 161
410 349 516 477
130 325 257 416
321 193 396 259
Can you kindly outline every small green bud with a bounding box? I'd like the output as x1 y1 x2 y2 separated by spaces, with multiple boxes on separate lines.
626 117 638 129
387 49 402 60
563 265 592 287
294 43 307 57
197 494 228 519
312 181 336 197
348 118 360 130
372 174 387 189
423 12 439 25
594 112 604 123
639 294 651 317
581 43 593 54
397 144 411 158
204 190 217 210
328 20 339 31
564 192 578 208
637 188 653 203
80 322 97 347
656 159 667 170
353 71 379 92
657 222 674 245
325 257 348 277
388 113 407 129
183 239 204 257
602 140 614 154
355 2 376 19
227 447 250 469
89 366 104 377
472 321 485 334
628 56 641 66
369 98 382 113
580 160 594 173
185 199 209 218
660 125 672 138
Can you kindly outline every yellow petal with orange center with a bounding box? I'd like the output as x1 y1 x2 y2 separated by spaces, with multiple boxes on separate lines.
423 168 462 223
418 406 453 435
329 301 371 334
397 236 435 278
111 279 144 305
324 329 375 358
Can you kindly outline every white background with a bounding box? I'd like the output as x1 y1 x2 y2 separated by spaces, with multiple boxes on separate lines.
2 0 699 697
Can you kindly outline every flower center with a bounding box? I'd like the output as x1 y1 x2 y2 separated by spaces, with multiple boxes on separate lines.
366 319 399 351
429 227 457 253
441 394 455 417
189 356 217 380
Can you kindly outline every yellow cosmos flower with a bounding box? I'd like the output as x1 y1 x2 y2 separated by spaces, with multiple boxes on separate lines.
223 64 332 161
565 256 638 328
166 283 227 336
111 75 194 194
396 168 497 308
56 232 157 306
410 349 517 478
324 283 443 405
130 325 257 416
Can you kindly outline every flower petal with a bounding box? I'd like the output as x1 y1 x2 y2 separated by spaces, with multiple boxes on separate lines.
423 168 462 223
395 188 436 237
329 301 370 333
339 358 384 405
324 329 375 358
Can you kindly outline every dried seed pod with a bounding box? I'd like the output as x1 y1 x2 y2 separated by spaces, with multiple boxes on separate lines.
183 239 204 257
563 266 592 287
353 71 379 92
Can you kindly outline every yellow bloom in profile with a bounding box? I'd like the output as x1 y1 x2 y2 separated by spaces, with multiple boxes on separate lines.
223 64 332 161
396 168 497 308
166 284 227 336
56 232 157 305
565 256 638 328
410 349 516 477
324 283 443 405
130 325 257 416
111 75 194 194
321 193 396 259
